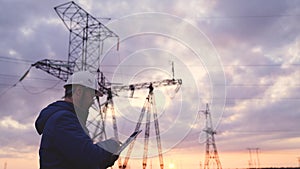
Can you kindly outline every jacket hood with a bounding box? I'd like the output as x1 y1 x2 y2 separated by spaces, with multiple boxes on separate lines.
35 101 74 135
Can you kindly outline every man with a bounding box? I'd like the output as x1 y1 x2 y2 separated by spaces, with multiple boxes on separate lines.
35 71 120 169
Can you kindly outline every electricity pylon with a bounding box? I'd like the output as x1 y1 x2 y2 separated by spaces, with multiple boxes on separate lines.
29 1 119 145
87 78 182 169
200 103 222 169
120 83 168 169
32 1 119 82
247 148 260 169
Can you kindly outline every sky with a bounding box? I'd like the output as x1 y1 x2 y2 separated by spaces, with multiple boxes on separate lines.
0 0 300 169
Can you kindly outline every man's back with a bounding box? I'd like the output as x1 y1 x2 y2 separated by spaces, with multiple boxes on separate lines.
35 101 114 169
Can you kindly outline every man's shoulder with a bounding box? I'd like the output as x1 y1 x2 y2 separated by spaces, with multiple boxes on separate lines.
36 101 76 135
47 101 75 117
50 108 77 121
44 108 79 134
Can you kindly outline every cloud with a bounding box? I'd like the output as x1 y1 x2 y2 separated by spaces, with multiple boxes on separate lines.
0 115 39 158
0 1 300 168
0 116 31 130
218 67 300 151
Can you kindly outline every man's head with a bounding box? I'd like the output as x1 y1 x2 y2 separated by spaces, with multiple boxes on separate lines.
64 71 102 110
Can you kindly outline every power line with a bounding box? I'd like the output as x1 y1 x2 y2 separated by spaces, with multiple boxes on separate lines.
2 72 300 88
1 56 300 67
0 82 61 90
20 81 62 94
193 13 300 20
219 130 300 134
0 56 36 64
99 63 300 67
0 73 61 82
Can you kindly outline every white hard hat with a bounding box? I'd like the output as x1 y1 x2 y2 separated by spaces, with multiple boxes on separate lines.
64 71 99 91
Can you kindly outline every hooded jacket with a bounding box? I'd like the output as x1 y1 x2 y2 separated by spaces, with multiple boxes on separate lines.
35 101 115 169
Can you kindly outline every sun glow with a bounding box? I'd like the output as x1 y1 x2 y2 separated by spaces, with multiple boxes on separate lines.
168 162 175 169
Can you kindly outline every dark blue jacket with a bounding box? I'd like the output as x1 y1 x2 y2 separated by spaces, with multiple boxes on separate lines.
35 101 115 169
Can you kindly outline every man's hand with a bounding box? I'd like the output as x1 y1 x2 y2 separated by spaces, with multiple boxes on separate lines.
97 138 122 168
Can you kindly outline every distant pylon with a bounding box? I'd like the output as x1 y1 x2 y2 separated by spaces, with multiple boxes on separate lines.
201 103 222 169
247 148 260 169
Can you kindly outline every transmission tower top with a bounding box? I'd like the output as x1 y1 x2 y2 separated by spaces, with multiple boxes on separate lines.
32 1 119 83
54 1 119 72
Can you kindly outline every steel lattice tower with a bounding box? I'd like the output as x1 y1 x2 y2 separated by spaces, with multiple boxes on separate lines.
54 1 119 72
33 1 119 81
202 103 222 169
31 1 119 144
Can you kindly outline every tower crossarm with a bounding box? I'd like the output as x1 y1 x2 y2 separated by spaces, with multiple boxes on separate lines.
111 78 182 95
32 59 75 81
